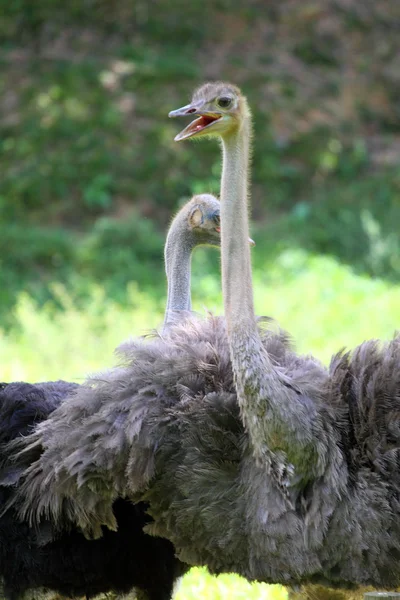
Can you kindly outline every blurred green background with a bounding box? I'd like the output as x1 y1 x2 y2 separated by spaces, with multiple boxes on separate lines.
1 2 400 597
1 0 400 330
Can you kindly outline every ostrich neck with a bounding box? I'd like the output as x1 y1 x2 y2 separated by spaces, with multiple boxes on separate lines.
220 124 255 333
163 222 193 330
220 122 318 474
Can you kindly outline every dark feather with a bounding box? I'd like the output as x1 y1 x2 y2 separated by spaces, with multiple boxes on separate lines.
0 380 187 600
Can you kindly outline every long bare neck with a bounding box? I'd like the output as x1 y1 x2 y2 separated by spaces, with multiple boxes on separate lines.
220 113 319 474
220 119 255 333
163 219 193 331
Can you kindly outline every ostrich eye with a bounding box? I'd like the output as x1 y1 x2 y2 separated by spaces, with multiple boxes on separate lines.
217 97 232 109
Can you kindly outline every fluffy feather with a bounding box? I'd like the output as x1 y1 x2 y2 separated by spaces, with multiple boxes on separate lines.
3 319 400 588
0 380 187 600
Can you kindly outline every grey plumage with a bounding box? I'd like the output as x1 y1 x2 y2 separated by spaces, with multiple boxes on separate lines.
4 83 400 594
5 320 400 589
0 380 187 600
0 194 225 600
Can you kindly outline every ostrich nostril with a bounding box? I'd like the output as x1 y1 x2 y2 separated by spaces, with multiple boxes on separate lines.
187 108 197 114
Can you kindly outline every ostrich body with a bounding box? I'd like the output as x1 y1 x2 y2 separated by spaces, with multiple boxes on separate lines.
0 381 186 600
5 85 400 591
0 194 224 600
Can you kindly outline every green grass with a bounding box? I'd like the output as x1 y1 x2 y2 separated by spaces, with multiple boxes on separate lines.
2 248 400 381
175 568 287 600
1 248 400 598
251 248 400 364
0 283 163 381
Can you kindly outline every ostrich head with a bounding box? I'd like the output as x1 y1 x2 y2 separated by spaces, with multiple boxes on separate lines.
183 193 222 247
169 82 250 141
168 193 255 252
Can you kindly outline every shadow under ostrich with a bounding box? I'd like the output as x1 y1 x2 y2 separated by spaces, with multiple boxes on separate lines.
4 84 400 596
0 194 224 600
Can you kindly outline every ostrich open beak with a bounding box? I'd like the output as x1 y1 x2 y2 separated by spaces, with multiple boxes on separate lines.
169 104 222 142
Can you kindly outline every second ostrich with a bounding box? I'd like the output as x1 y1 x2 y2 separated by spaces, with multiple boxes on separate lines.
0 193 223 600
5 84 400 592
0 380 186 600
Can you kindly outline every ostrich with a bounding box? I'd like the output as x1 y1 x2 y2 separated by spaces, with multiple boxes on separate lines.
163 192 229 329
5 83 400 593
0 382 187 600
0 193 224 600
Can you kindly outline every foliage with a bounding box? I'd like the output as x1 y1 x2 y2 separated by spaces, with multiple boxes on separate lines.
175 567 287 600
260 169 400 281
3 250 400 381
77 212 165 300
1 0 400 322
0 222 76 326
